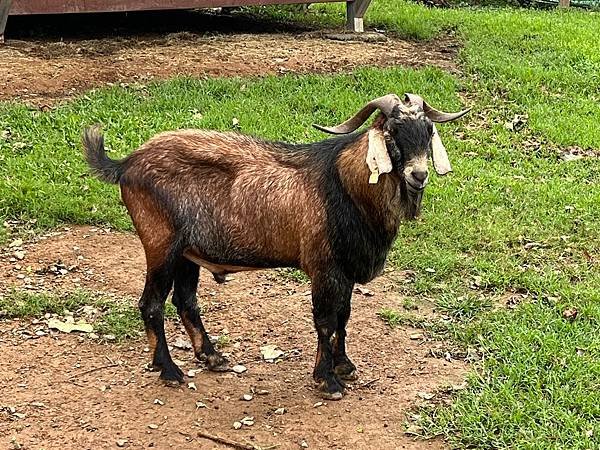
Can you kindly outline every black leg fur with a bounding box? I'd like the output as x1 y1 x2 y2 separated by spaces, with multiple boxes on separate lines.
172 258 228 371
139 266 183 383
311 271 353 400
333 295 358 381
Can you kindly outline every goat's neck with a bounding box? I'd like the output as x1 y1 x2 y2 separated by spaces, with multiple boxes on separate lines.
336 131 403 237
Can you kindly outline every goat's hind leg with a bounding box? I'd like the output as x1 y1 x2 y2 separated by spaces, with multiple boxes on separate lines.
172 258 229 371
139 266 184 383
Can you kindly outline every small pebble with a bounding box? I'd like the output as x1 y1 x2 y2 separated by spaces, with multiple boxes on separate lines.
242 394 253 401
187 369 201 377
232 364 247 374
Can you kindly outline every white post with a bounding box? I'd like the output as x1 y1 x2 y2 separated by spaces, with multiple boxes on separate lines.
346 0 372 33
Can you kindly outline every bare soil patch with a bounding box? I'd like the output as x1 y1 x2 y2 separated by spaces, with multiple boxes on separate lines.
0 226 466 449
1 11 458 106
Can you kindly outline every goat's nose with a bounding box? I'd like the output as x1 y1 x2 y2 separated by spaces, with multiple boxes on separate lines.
411 169 428 183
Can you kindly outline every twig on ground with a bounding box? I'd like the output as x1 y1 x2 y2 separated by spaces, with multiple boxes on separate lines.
68 363 119 380
197 431 277 450
359 377 380 389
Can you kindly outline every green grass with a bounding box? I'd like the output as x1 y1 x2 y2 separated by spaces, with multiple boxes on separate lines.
276 268 310 284
0 66 464 239
0 290 177 339
1 1 600 448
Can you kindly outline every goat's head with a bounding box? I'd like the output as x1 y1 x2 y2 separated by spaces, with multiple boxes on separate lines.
314 93 470 218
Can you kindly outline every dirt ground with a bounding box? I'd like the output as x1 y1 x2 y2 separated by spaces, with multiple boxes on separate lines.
1 10 458 106
0 228 466 450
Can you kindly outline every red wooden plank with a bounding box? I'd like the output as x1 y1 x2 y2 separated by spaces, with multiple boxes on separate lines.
10 0 344 15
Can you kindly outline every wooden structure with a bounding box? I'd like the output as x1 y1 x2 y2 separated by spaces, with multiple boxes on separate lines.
0 0 372 42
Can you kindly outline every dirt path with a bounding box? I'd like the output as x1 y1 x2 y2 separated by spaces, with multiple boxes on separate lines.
1 11 458 106
0 227 466 449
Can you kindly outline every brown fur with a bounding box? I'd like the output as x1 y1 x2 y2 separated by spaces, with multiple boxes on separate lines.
146 329 158 356
122 130 333 275
181 312 203 356
121 184 174 272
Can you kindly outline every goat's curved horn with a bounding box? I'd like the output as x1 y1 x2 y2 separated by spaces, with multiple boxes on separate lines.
313 94 401 135
404 93 470 123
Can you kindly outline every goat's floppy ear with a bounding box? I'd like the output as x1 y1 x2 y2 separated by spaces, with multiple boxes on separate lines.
431 124 452 175
366 129 393 184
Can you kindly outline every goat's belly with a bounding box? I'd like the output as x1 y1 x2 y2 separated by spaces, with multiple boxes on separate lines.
183 249 261 275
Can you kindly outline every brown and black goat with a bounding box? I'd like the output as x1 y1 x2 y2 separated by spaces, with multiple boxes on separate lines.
82 93 469 399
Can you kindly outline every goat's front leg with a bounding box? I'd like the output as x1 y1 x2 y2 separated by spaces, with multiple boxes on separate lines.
332 296 358 381
311 273 353 400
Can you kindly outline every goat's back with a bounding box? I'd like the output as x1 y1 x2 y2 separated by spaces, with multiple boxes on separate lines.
119 130 332 271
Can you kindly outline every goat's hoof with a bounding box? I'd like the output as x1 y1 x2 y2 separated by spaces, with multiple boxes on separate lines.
206 353 230 372
159 363 185 384
162 378 182 388
316 377 345 400
321 390 344 400
334 363 358 381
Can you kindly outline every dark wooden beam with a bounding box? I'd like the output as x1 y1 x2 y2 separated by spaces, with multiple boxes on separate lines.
9 0 340 15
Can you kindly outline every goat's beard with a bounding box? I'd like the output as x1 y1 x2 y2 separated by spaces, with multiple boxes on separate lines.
404 185 424 220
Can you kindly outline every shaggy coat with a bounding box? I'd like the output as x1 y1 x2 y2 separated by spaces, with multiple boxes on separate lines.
83 96 467 399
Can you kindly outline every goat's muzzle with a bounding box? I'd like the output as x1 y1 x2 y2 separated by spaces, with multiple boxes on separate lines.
403 166 428 219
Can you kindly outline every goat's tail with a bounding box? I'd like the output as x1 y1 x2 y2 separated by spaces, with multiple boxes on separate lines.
82 125 125 184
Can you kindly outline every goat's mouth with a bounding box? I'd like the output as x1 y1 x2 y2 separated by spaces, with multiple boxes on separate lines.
404 182 425 220
406 180 426 193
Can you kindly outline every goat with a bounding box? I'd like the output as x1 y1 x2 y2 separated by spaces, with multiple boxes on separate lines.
82 93 469 399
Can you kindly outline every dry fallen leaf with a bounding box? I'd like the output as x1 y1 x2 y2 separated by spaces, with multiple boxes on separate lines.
504 114 528 132
418 392 435 400
240 416 255 426
173 338 192 350
260 345 284 361
47 318 93 334
9 239 23 247
354 286 374 296
562 308 578 321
